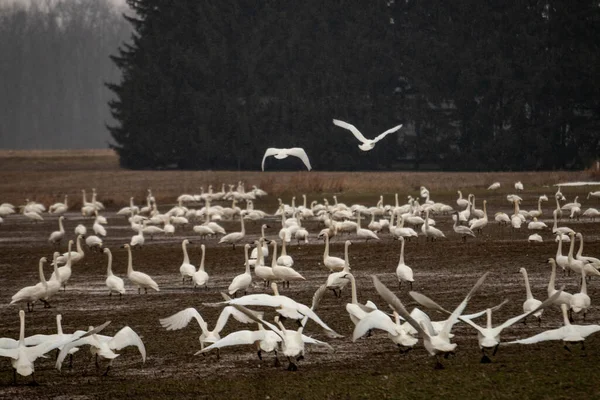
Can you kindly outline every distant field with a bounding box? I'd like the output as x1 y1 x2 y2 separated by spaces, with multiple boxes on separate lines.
0 149 594 208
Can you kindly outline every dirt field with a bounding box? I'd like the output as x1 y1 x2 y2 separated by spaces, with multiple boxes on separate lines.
1 151 600 399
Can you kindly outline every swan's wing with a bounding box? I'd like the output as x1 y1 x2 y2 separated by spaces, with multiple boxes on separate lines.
371 275 427 337
0 338 19 349
55 321 112 370
229 304 284 340
409 291 452 315
352 310 397 341
288 148 312 171
196 330 270 355
373 124 403 143
261 148 282 171
301 334 334 351
216 293 282 309
0 347 18 359
159 308 208 333
577 325 600 338
109 326 146 362
461 298 509 320
505 327 566 345
296 303 342 338
497 290 563 331
214 306 260 333
23 334 55 347
441 272 489 336
457 314 486 334
310 284 328 311
332 119 368 143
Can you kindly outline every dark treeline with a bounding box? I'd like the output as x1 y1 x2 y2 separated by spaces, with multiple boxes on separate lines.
109 0 600 171
0 1 130 149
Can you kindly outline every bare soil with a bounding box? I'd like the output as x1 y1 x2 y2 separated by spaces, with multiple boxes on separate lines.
0 151 600 399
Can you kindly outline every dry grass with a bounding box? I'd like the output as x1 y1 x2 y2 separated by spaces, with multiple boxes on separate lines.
0 149 593 208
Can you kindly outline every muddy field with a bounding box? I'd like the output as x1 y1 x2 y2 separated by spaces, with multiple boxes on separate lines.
1 152 600 399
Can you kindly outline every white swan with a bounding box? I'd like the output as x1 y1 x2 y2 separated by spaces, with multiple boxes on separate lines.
343 272 377 325
583 207 600 221
528 233 543 243
322 232 345 272
487 182 500 190
130 227 145 248
54 235 85 265
179 239 196 284
452 211 475 242
547 258 573 307
10 257 49 311
123 244 159 293
570 267 591 320
566 232 600 277
104 248 125 298
332 119 402 151
519 267 543 325
40 253 61 306
250 224 270 260
261 147 312 171
86 235 103 250
271 241 305 288
0 311 109 384
575 233 600 266
469 200 488 234
48 216 66 245
353 310 418 352
49 195 68 214
454 290 560 362
527 217 547 230
56 325 146 376
373 272 489 369
354 212 379 241
505 303 600 349
74 224 87 236
277 238 294 267
219 216 246 249
395 237 414 290
552 209 574 235
227 244 252 297
325 240 352 297
456 191 469 208
193 244 209 289
160 306 257 356
214 282 341 337
423 209 445 241
514 181 524 191
223 287 334 370
255 239 276 287
51 241 73 291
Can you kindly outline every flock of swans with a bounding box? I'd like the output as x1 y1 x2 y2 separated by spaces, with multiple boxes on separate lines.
2 180 600 384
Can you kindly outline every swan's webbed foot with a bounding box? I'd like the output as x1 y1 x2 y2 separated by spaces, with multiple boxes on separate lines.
492 345 499 356
274 352 280 367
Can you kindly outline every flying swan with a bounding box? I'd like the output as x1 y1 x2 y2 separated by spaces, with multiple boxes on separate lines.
332 119 403 151
261 148 312 171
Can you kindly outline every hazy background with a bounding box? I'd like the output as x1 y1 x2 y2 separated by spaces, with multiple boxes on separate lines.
0 0 131 149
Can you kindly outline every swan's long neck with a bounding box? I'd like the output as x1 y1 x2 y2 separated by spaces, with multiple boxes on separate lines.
76 236 83 254
302 194 307 209
82 190 87 204
52 254 60 281
483 201 487 219
486 309 492 330
18 311 25 345
199 245 206 271
271 241 278 268
581 268 587 295
343 242 350 271
538 198 543 213
395 193 399 208
58 217 64 233
127 246 134 275
555 196 561 213
56 315 63 335
39 259 47 288
244 246 250 274
182 241 190 264
425 211 430 230
549 261 556 291
356 213 362 230
64 195 68 207
389 212 396 230
240 216 245 234
281 238 287 256
106 250 113 276
399 239 405 265
567 235 576 262
280 208 286 227
324 234 330 259
260 225 266 238
576 234 584 258
522 270 533 300
369 213 375 225
458 191 463 200
556 236 563 258
348 273 358 305
553 211 558 230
